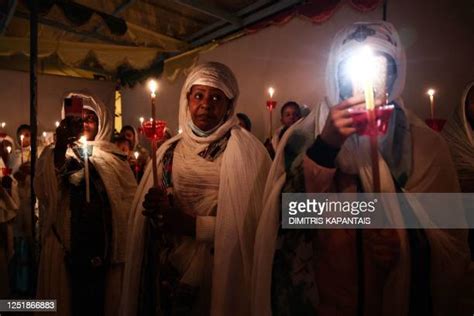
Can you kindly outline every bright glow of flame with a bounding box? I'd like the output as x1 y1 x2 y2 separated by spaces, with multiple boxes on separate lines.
1 122 5 128
178 128 183 134
42 132 47 137
79 136 87 145
6 146 11 154
139 117 144 124
268 87 275 99
148 79 158 97
134 151 139 159
427 89 435 97
20 135 24 141
55 121 60 128
347 46 377 84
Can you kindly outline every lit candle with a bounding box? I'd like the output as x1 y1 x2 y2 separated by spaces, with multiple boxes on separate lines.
427 89 435 120
349 46 380 192
134 151 139 180
1 122 5 129
147 79 159 188
267 87 277 138
80 136 90 203
139 117 144 124
20 134 24 164
55 121 60 128
6 146 11 154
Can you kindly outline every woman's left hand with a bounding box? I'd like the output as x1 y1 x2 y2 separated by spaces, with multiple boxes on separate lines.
142 187 196 237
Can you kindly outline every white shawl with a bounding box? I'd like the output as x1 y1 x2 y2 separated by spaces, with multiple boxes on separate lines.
443 82 474 192
121 62 271 316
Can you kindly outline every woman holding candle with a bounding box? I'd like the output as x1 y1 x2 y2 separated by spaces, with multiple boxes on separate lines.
121 62 271 316
253 21 470 316
34 92 137 316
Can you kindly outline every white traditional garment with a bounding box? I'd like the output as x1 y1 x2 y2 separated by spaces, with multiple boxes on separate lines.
252 21 470 316
443 82 474 192
121 62 271 316
271 126 285 153
35 91 137 316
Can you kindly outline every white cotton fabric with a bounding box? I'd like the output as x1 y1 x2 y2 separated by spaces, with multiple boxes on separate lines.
252 21 469 316
34 91 136 316
121 62 271 316
443 82 474 191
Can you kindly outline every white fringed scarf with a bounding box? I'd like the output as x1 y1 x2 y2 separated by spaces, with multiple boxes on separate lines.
252 21 469 316
443 82 474 192
120 62 271 316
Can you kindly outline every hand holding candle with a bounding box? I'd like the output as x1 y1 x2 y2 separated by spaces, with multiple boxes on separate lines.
266 87 277 138
20 134 24 164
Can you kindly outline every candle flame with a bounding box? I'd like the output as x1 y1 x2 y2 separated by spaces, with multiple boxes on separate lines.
55 121 60 128
268 87 275 99
139 117 144 124
178 128 183 134
6 146 11 154
348 46 376 83
79 136 87 145
42 132 47 137
148 79 158 97
427 89 435 97
20 135 24 141
134 151 139 159
1 122 5 128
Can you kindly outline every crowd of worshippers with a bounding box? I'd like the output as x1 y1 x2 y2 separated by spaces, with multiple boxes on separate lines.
0 21 473 316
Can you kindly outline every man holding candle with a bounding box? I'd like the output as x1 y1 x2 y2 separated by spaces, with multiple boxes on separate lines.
35 92 136 316
253 22 470 316
121 62 271 316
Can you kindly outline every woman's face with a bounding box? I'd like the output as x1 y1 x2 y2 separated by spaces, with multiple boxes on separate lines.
83 109 99 141
187 85 231 132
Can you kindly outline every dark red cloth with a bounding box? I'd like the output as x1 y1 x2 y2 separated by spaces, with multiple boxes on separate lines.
246 0 380 33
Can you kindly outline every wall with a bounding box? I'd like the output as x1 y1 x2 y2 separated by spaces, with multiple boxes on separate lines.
119 0 474 141
0 69 115 141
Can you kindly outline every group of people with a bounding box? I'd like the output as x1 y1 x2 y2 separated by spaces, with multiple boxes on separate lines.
0 20 473 316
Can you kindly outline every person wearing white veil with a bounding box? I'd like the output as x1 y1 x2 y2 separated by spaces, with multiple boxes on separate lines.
120 62 271 316
443 82 474 258
253 21 470 316
35 92 137 316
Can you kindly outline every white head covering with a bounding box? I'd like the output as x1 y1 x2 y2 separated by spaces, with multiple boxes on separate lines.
178 61 240 144
62 91 113 143
325 21 406 106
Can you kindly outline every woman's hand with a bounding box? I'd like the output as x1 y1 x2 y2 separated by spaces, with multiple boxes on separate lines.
320 96 383 148
142 187 196 237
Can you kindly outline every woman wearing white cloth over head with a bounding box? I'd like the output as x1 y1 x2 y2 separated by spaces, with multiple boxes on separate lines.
252 21 470 316
120 62 271 316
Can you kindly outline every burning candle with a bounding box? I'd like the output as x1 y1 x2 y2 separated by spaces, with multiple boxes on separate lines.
6 146 11 154
139 117 144 124
266 87 277 138
147 79 159 188
134 151 139 179
80 136 90 203
427 89 435 120
20 134 24 164
55 121 60 128
1 122 5 129
349 46 380 192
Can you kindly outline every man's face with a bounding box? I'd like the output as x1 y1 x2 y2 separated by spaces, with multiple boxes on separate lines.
466 86 474 130
124 129 135 148
281 105 301 128
19 129 31 147
187 85 231 132
83 109 99 141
